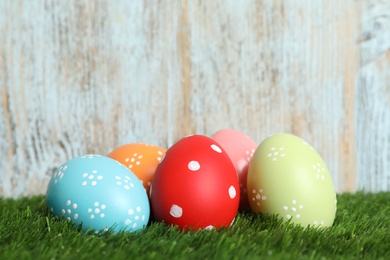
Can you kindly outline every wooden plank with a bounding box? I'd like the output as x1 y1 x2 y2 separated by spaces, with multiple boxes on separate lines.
357 0 390 192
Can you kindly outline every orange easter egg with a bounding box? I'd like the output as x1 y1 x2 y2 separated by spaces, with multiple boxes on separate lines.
108 143 166 197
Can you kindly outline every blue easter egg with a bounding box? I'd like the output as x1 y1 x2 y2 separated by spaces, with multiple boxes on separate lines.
46 154 150 233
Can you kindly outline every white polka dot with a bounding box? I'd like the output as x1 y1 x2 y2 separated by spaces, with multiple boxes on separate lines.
117 181 122 185
188 161 200 171
314 221 318 225
92 170 97 174
158 151 163 155
97 176 103 180
299 205 303 209
229 186 236 199
94 202 99 207
82 173 88 177
66 200 71 206
262 196 267 200
115 176 121 180
170 204 183 218
135 216 139 220
91 181 97 186
142 215 145 221
67 209 71 214
74 214 78 219
125 219 131 225
210 144 222 153
132 223 137 228
272 157 277 161
136 206 141 212
95 208 100 214
292 200 297 204
90 214 95 219
267 153 272 157
159 154 166 163
61 209 65 214
296 214 301 218
283 206 288 211
128 209 134 215
256 194 261 200
63 166 68 170
125 158 130 162
88 208 92 213
101 204 106 209
136 161 141 165
124 185 130 190
100 213 105 218
88 175 94 179
205 225 215 230
286 214 291 219
292 207 296 212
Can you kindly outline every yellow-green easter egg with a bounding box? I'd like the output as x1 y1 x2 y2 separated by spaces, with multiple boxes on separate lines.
247 133 337 227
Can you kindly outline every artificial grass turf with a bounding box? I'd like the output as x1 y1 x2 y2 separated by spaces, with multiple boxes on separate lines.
0 192 389 259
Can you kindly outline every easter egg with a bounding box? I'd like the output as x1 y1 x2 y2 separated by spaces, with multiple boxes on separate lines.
151 135 240 231
211 129 257 210
108 143 166 197
46 154 150 234
247 133 337 227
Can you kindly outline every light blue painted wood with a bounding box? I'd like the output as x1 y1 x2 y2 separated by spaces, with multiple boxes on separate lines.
0 0 389 197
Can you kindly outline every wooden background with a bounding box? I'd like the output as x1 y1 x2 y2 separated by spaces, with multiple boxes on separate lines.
1 0 389 198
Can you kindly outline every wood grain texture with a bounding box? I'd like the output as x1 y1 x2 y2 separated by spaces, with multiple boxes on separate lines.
0 0 389 197
357 0 390 192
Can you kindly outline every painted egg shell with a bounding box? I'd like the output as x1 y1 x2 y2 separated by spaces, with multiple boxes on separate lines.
46 154 150 234
211 129 257 210
108 143 166 197
247 133 337 227
151 135 240 231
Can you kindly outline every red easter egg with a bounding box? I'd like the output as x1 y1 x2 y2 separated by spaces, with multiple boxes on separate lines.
151 135 240 231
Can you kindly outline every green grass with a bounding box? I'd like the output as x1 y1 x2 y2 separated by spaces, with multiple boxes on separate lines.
1 192 389 259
